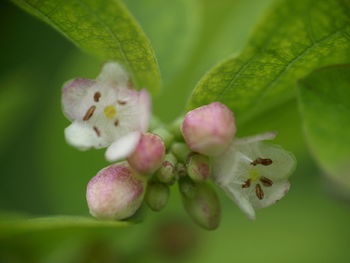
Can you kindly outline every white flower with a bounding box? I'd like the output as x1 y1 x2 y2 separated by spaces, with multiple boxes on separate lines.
62 62 151 162
212 132 296 220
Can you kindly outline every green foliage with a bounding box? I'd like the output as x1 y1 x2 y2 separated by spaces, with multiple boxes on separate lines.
154 0 275 121
298 64 350 187
123 0 200 88
0 215 130 239
188 0 350 124
12 0 161 95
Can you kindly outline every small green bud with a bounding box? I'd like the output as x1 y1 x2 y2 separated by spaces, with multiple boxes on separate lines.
146 182 170 212
171 142 191 163
187 153 211 182
168 116 184 141
156 153 177 184
176 162 187 178
179 178 221 230
152 127 175 148
179 177 197 199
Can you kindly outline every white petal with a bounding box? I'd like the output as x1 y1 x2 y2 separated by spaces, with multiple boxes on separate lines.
105 131 141 162
218 181 256 220
138 89 151 132
62 78 95 121
251 181 290 210
97 62 129 86
255 143 296 181
64 122 103 150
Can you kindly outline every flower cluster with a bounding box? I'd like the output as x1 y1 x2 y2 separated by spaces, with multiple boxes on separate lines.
62 62 296 229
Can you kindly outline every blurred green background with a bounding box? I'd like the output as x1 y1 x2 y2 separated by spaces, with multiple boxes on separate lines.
1 0 349 262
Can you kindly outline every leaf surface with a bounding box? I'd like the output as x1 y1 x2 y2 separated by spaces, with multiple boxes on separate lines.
12 0 161 94
188 0 350 123
298 64 350 188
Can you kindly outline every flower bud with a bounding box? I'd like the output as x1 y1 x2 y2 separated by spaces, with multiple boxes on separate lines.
152 127 174 148
128 133 166 174
171 142 191 163
182 102 236 156
145 182 170 212
179 178 221 230
156 153 177 184
169 116 184 141
187 153 211 182
176 163 187 178
86 162 146 220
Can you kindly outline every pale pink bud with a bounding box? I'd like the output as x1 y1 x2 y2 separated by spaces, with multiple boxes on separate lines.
86 162 146 220
128 133 166 174
182 102 236 156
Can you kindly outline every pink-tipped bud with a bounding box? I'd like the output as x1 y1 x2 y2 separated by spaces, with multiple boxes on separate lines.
181 102 236 156
128 133 166 174
187 153 211 182
86 162 146 220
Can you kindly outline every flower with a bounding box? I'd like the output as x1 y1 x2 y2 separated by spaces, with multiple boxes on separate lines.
181 102 236 156
212 132 296 220
127 133 165 174
86 162 146 220
62 62 151 162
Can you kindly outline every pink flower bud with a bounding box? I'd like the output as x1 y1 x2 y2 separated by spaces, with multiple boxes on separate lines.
182 102 236 156
86 162 146 220
128 133 166 174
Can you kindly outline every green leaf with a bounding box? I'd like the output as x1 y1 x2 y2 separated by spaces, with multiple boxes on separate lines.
123 0 200 89
188 0 350 124
12 0 161 95
157 0 275 121
0 215 130 238
298 64 350 188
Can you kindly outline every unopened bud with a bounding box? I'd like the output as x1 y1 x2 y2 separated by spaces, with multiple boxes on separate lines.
145 182 170 212
171 142 191 163
179 178 221 230
187 154 211 182
152 127 174 148
178 177 197 199
86 162 146 220
168 116 184 141
128 133 165 174
156 153 177 184
176 163 187 178
182 102 236 156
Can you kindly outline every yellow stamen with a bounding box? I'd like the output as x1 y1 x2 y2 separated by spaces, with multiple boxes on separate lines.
104 105 117 119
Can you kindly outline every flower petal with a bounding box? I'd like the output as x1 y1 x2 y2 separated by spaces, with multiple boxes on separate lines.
254 143 296 181
250 181 290 210
138 89 151 132
105 131 141 162
97 62 129 86
62 78 95 121
218 181 256 220
64 122 104 150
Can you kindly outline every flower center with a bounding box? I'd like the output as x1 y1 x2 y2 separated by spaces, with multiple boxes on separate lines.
104 105 117 119
249 168 260 182
241 157 275 200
